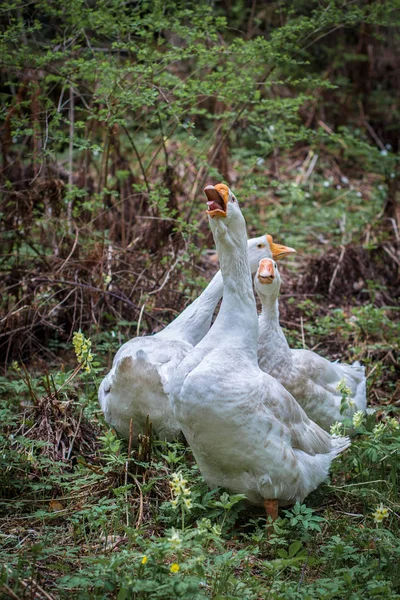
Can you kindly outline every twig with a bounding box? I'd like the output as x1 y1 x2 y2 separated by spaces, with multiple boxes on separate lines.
67 84 75 232
55 226 80 273
363 120 385 151
328 244 346 296
4 568 56 600
31 277 163 322
122 125 151 195
148 248 186 296
125 418 133 527
66 406 83 460
134 476 144 529
0 584 22 600
136 303 146 337
304 153 319 182
382 243 400 267
20 577 56 600
300 316 306 349
295 150 313 185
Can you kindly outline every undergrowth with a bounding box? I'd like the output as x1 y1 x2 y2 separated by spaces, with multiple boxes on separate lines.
1 296 399 600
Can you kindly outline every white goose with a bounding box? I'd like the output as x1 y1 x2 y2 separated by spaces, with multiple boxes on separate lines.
170 183 350 520
255 258 366 431
98 230 295 442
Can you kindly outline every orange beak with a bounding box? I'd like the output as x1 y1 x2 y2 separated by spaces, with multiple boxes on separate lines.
204 184 229 218
257 258 275 284
266 234 296 260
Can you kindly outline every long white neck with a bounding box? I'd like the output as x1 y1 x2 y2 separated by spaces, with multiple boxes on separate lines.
257 288 292 371
156 271 223 345
199 216 258 359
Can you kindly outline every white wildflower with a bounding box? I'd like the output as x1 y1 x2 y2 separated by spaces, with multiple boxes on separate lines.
352 411 364 428
330 421 344 436
372 503 389 524
372 422 386 439
387 417 399 431
167 528 182 550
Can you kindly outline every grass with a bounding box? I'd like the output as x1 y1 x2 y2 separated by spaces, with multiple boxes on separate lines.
1 288 399 600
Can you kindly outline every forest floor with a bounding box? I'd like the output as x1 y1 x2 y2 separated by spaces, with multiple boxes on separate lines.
1 163 400 600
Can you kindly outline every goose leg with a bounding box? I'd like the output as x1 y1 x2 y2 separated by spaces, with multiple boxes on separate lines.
264 498 278 522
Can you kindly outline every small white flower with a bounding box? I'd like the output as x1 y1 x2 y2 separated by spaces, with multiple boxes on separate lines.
330 422 344 436
197 518 211 535
366 407 376 415
341 176 349 184
211 524 222 537
168 528 182 550
336 185 342 190
372 503 389 524
256 157 265 166
337 378 351 397
387 417 399 430
269 125 275 132
352 411 364 428
323 181 330 188
385 143 392 150
305 192 311 198
380 149 388 156
373 422 386 439
356 192 362 198
183 497 192 510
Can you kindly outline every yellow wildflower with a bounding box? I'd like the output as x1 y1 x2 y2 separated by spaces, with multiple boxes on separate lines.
372 503 389 524
72 331 94 373
141 556 148 565
170 563 180 573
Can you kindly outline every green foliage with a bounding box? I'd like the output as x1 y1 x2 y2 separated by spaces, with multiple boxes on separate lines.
1 1 400 598
1 329 400 598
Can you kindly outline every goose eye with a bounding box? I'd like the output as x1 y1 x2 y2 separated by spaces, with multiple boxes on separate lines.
231 195 237 203
257 243 265 249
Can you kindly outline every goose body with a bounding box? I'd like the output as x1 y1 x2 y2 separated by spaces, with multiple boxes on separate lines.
98 234 295 442
170 184 349 513
255 258 367 431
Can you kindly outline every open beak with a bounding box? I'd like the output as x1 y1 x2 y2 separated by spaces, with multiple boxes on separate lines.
204 185 227 218
266 234 296 260
257 259 275 284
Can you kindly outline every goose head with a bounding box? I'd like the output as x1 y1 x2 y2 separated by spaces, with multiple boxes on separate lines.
248 234 296 272
205 183 240 219
254 258 282 298
204 183 248 250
